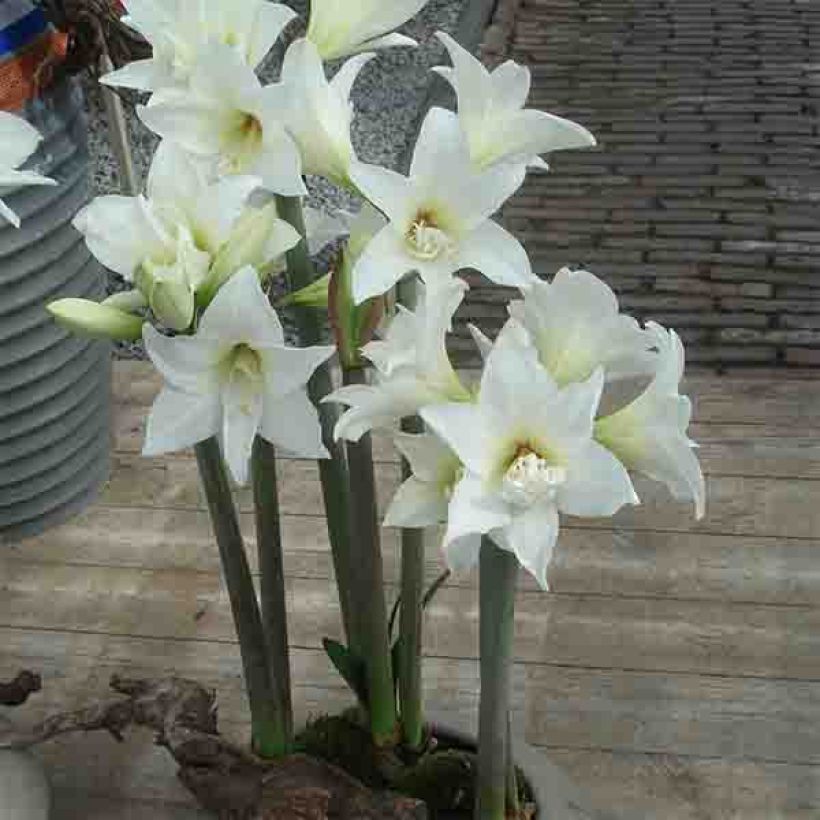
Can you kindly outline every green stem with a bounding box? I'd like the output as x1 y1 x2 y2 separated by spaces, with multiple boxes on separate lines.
251 437 293 754
274 194 358 654
475 537 518 820
194 438 284 758
398 415 425 751
506 710 520 814
343 365 399 747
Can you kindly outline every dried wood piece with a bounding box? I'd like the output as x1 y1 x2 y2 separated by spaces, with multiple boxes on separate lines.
0 676 426 820
0 671 41 707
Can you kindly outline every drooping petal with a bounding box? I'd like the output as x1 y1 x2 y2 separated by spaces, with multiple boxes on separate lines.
143 386 220 456
221 375 265 485
497 502 557 590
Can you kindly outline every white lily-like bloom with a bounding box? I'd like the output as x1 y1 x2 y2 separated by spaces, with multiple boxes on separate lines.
306 0 428 61
349 107 535 303
0 112 57 228
103 0 296 92
74 142 299 329
594 322 706 520
421 324 638 589
434 32 596 171
138 43 305 195
143 266 334 484
272 39 373 187
328 278 471 442
508 267 655 387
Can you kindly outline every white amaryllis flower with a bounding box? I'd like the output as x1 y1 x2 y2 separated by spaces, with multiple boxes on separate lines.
103 0 296 92
74 142 298 329
272 39 373 186
421 324 638 589
0 112 56 228
143 266 334 484
306 0 428 61
508 267 655 387
328 278 471 441
138 44 305 195
433 32 596 171
594 322 706 519
349 107 535 303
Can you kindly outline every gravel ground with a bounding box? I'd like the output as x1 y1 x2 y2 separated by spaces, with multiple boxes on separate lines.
82 0 467 356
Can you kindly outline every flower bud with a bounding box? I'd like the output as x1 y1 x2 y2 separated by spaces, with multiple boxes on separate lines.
202 202 300 305
47 298 144 341
278 273 331 309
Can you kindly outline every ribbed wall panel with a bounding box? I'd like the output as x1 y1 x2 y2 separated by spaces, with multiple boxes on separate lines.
0 79 110 541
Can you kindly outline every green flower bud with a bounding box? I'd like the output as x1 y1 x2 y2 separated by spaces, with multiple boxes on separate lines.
47 298 144 341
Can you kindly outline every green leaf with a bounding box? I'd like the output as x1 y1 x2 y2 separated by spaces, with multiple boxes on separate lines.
323 638 369 707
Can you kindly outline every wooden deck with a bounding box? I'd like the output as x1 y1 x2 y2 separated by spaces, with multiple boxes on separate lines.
2 360 820 818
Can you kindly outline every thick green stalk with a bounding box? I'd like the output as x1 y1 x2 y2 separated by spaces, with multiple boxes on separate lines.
194 438 284 758
343 366 399 747
475 538 518 820
398 415 425 751
274 195 358 653
251 436 293 753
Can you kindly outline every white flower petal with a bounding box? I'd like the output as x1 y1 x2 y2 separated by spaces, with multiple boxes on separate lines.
444 473 510 549
73 195 172 279
261 389 329 460
221 379 264 485
420 402 492 477
455 220 536 290
260 344 335 400
143 386 220 456
351 224 412 303
143 323 220 394
0 112 41 168
392 431 455 483
559 439 638 518
349 161 415 226
384 477 448 528
198 266 285 346
498 503 557 590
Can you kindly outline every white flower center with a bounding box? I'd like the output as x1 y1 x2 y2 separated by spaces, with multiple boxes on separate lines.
221 111 264 174
225 343 264 415
501 451 566 507
406 213 456 261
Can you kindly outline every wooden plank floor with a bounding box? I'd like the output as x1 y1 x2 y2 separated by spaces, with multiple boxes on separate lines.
2 361 819 818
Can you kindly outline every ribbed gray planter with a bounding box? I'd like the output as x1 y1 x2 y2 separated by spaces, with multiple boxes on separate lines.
0 79 110 543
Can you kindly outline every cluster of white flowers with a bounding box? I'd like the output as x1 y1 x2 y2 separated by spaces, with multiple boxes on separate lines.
42 0 703 589
333 267 705 589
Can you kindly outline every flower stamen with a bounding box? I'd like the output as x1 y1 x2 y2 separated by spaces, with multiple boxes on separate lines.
501 450 566 507
406 210 456 261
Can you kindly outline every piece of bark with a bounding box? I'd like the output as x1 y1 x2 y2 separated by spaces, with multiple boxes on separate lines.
0 671 41 707
0 676 427 820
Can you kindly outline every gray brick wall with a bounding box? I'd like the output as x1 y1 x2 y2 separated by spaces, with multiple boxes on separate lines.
457 0 820 368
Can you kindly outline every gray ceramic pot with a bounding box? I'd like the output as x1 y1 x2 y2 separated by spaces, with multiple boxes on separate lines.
0 716 49 820
0 79 110 542
427 712 621 820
